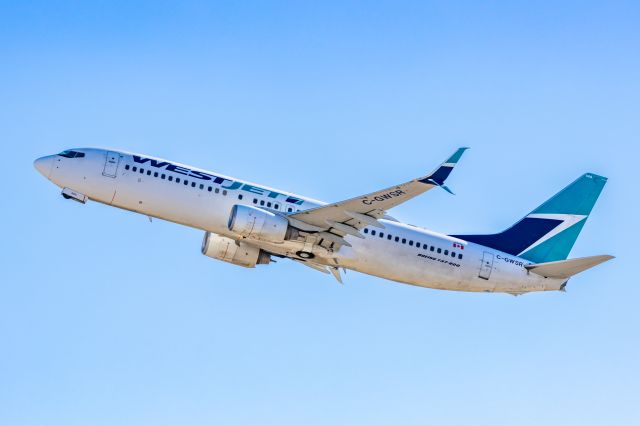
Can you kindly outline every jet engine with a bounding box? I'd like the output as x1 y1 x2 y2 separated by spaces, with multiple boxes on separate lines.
227 204 294 243
201 232 271 268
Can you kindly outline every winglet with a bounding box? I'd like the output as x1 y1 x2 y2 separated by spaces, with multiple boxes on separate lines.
419 147 469 191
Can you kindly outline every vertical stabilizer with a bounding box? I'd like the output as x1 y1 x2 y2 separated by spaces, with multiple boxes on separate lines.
452 173 607 263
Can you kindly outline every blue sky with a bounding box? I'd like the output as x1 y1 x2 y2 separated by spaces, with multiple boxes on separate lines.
1 1 638 425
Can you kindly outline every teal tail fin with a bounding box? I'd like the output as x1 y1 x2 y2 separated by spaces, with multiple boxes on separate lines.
452 173 608 263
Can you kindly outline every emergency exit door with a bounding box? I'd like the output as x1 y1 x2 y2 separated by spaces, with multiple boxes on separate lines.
479 252 494 280
102 151 120 178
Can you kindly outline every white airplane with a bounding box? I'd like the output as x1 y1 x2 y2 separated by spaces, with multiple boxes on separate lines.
34 148 612 295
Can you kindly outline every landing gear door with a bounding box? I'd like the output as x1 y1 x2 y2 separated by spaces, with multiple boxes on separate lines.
103 151 120 178
479 252 494 280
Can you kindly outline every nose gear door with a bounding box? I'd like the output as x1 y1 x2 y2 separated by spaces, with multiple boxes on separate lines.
102 151 120 178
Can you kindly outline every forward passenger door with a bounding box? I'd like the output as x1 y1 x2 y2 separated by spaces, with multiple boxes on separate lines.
102 151 121 178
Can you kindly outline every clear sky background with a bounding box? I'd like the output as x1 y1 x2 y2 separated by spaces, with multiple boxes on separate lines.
1 1 638 425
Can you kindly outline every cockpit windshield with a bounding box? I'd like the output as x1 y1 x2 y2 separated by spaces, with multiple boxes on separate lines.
57 150 85 158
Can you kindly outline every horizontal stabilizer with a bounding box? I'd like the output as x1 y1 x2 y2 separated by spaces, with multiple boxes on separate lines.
525 255 614 279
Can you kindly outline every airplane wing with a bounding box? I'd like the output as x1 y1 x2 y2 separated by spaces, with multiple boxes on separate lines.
287 147 468 249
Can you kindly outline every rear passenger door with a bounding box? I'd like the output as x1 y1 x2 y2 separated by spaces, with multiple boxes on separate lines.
479 252 494 280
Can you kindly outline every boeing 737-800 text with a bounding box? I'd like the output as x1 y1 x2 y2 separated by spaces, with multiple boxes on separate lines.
34 148 612 295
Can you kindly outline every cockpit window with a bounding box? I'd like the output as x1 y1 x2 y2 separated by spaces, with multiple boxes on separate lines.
57 150 85 158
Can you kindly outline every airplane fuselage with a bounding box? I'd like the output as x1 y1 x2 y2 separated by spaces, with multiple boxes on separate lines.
35 148 565 294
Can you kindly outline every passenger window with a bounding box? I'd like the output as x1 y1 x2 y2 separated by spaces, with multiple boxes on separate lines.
199 184 204 189
154 172 158 177
140 168 144 174
430 246 434 252
451 251 456 258
125 164 130 170
147 170 151 176
395 236 399 242
132 166 137 172
161 174 166 179
176 178 180 183
416 242 421 248
409 240 413 246
223 190 227 196
287 207 293 212
267 202 272 208
379 232 384 238
260 200 265 206
364 228 369 234
184 180 189 185
238 194 243 200
437 248 441 254
387 234 392 240
274 204 279 209
208 186 212 192
215 188 220 194
458 254 463 259
191 182 196 187
402 238 406 244
371 230 376 236
444 250 448 255
168 176 173 182
253 198 258 204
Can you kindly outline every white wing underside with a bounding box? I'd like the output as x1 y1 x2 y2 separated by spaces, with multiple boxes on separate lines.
287 147 469 251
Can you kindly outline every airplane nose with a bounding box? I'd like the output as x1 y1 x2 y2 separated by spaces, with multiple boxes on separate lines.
34 155 54 178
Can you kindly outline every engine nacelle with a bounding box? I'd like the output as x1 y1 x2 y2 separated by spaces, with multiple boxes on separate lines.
201 232 271 268
227 204 291 243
